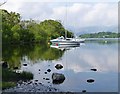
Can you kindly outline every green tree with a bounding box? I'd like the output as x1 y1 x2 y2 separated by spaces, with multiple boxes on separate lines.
1 9 74 44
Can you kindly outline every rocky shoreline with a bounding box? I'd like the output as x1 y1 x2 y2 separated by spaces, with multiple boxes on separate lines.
3 81 60 92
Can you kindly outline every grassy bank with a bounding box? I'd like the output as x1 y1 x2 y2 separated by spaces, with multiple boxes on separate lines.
2 68 33 90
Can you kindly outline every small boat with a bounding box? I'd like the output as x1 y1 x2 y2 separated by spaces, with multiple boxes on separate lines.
50 36 85 46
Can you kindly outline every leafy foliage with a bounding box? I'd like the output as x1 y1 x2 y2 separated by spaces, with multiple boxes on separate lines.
1 9 73 44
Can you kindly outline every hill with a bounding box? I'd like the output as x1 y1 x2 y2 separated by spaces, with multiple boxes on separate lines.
79 32 120 38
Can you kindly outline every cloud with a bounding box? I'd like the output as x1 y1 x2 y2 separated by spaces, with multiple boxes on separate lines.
82 3 118 27
18 3 54 20
52 3 118 28
1 1 118 33
62 46 118 73
0 0 24 12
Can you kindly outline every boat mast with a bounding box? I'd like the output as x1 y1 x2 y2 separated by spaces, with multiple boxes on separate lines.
65 1 67 39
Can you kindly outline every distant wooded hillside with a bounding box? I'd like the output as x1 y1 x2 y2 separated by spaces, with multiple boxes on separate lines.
79 32 120 38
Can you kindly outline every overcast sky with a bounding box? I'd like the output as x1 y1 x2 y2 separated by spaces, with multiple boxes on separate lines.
0 0 118 33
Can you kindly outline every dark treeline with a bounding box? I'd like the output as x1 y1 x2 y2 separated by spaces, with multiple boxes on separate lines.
1 9 74 44
79 32 120 38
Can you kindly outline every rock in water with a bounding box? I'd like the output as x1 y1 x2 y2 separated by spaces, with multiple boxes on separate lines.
47 69 51 72
45 78 50 80
90 69 97 71
2 61 8 68
35 80 38 82
14 67 19 70
18 80 23 85
52 73 65 84
87 79 94 83
23 64 27 66
55 64 63 70
82 90 86 93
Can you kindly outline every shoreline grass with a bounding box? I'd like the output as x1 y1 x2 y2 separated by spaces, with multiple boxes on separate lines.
2 68 33 90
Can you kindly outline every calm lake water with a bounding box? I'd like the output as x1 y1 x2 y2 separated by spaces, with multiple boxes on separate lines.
3 38 119 92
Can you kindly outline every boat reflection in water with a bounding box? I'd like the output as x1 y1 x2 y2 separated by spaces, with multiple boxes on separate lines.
50 43 81 51
50 43 81 85
50 36 85 51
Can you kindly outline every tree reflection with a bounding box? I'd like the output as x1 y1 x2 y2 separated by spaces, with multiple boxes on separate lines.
2 44 64 69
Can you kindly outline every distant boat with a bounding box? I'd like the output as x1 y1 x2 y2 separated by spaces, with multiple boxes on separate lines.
50 36 85 46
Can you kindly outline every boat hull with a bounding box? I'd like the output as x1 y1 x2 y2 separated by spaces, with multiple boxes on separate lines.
51 41 80 45
50 36 85 46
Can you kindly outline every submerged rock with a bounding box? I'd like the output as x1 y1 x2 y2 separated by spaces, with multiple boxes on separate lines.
87 79 94 83
2 61 8 68
39 82 42 84
47 69 51 72
55 64 63 70
14 67 19 70
18 80 23 85
45 78 50 80
82 90 86 93
90 69 97 71
27 81 32 84
23 64 27 66
52 73 65 84
35 83 38 85
35 80 38 82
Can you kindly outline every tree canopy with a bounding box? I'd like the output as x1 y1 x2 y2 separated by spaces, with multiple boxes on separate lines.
1 9 74 44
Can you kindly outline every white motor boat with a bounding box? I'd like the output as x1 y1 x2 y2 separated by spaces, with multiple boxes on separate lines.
50 36 85 46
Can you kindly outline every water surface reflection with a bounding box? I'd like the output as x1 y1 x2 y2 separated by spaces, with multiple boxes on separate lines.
2 39 118 92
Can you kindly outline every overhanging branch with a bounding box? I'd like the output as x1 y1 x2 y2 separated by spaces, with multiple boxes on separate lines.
0 0 7 7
